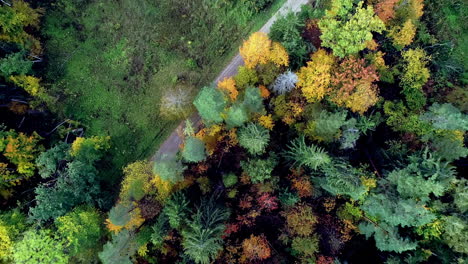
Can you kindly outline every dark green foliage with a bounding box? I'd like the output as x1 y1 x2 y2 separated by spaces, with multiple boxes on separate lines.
283 136 331 170
424 0 467 82
164 192 190 230
35 142 71 179
401 86 426 111
98 230 137 264
314 160 368 200
387 150 456 202
270 12 308 68
238 123 270 155
279 189 300 208
30 161 101 222
0 51 32 78
359 222 418 253
182 137 207 163
225 104 249 128
241 156 278 184
361 194 436 228
222 173 238 188
151 213 169 249
182 196 229 264
153 156 186 183
194 86 227 124
356 112 382 135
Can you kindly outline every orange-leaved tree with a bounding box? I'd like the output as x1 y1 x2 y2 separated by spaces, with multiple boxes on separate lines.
330 56 380 114
241 234 271 261
217 77 238 101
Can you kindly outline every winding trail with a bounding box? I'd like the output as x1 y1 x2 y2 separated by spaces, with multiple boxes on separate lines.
152 0 310 161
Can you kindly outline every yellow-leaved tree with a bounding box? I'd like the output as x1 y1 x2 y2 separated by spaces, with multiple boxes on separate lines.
239 32 289 69
297 49 336 103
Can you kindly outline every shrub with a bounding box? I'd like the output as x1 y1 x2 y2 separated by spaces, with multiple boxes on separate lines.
182 137 207 163
283 136 331 170
241 156 277 184
159 85 195 120
238 123 270 155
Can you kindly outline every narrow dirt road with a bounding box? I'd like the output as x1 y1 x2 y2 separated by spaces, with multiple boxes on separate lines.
152 0 310 162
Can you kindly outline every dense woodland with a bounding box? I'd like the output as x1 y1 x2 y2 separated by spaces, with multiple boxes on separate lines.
0 0 467 263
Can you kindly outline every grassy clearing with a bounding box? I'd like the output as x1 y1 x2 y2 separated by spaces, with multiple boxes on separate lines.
43 0 287 179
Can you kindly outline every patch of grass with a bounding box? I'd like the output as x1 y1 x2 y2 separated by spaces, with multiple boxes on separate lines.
42 0 287 180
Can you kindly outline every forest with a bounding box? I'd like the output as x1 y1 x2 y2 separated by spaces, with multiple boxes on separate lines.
0 0 467 263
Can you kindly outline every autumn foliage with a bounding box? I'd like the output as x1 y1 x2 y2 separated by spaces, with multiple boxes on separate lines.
242 234 271 261
330 56 380 114
239 32 289 69
217 77 239 101
297 49 335 103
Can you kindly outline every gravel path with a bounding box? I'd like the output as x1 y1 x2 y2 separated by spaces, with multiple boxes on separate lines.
152 0 310 162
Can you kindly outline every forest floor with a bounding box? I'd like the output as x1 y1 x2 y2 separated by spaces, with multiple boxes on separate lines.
152 0 310 162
